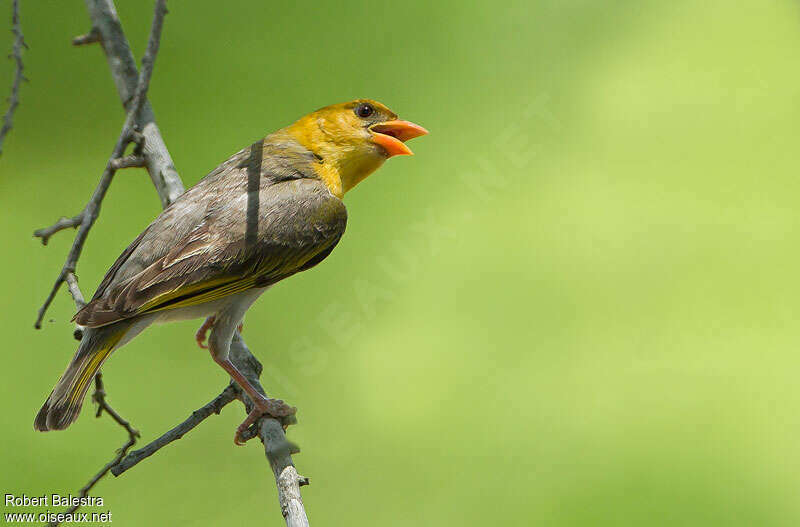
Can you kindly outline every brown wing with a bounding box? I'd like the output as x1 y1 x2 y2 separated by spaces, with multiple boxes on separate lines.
75 139 347 327
85 145 253 304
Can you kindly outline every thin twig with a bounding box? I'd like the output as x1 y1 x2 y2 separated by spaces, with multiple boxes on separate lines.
92 374 139 436
65 272 87 340
112 334 308 525
48 375 139 527
65 271 85 308
111 385 239 476
33 214 84 245
36 0 309 524
0 0 27 155
72 28 100 46
109 154 145 169
85 0 184 206
33 0 168 330
41 1 169 524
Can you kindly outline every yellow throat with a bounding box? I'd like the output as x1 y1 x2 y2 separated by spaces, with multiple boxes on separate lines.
285 116 386 199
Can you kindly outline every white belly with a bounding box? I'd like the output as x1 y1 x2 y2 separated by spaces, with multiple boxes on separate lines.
153 286 270 324
113 287 269 350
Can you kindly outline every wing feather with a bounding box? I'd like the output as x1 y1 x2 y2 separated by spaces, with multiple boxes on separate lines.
75 141 346 328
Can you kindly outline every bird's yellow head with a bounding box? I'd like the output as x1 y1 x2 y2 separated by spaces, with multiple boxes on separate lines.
285 99 428 197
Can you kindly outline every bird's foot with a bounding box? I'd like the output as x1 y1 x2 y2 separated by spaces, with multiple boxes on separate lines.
234 396 296 446
196 318 243 349
195 316 216 349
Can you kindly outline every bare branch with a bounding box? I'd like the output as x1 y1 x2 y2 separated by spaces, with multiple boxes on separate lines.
127 130 144 145
230 335 310 527
65 272 86 308
84 0 183 206
111 385 238 476
38 1 167 523
47 375 139 527
109 154 145 170
107 333 309 527
33 214 84 245
72 28 100 46
276 466 311 527
35 0 310 524
0 0 27 155
91 374 139 437
111 346 300 476
33 0 167 330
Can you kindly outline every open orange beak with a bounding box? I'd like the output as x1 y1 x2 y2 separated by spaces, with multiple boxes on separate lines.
369 120 429 157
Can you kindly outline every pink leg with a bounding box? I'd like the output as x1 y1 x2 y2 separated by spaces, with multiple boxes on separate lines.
211 355 296 445
195 316 215 349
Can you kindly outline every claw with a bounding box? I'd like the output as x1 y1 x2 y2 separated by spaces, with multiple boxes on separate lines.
233 397 297 445
195 316 215 349
234 426 249 446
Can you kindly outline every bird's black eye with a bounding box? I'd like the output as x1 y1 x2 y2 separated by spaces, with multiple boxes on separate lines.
355 103 374 118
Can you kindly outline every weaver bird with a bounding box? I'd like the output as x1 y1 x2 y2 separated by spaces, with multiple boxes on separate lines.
35 99 427 444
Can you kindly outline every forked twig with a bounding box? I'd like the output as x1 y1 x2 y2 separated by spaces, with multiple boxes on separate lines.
34 1 309 525
0 0 27 155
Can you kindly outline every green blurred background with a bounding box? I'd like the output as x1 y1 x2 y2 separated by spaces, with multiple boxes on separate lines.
3 0 800 525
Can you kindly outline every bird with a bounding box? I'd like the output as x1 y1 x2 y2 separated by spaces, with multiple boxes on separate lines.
34 99 427 445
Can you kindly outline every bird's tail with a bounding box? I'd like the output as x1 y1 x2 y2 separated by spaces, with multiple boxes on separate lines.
34 322 130 432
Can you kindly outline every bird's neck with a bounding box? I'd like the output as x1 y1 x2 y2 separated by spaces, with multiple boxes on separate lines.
283 120 385 199
317 148 385 198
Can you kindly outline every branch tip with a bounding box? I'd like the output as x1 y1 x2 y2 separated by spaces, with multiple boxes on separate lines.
110 154 146 170
33 214 83 245
72 28 101 46
0 0 26 156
